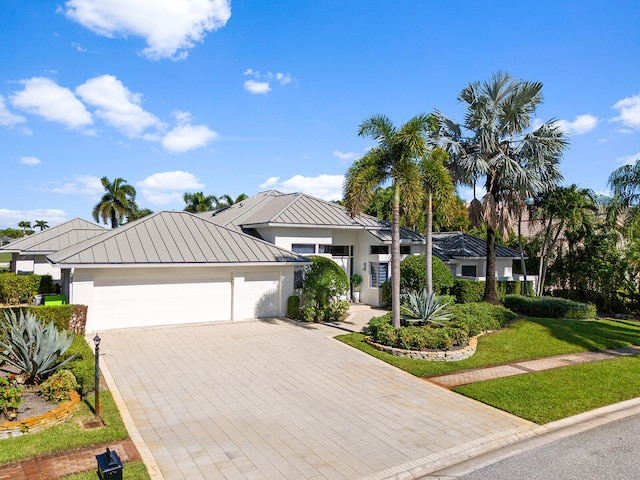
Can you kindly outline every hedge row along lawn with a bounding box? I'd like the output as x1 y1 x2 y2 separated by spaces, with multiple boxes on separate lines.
336 316 640 422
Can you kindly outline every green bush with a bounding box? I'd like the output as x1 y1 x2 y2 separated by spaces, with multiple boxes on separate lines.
287 295 300 319
504 295 597 319
38 275 55 295
497 280 533 298
399 255 454 295
301 256 349 322
373 322 467 351
1 305 87 333
451 279 485 303
62 335 95 396
448 302 517 336
381 281 391 309
39 369 79 402
0 272 43 305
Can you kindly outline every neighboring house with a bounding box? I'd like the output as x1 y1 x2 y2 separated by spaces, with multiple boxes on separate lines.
197 190 425 306
0 218 106 281
432 231 533 288
47 210 309 332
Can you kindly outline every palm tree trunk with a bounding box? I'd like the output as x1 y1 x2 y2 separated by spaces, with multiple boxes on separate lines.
517 210 530 296
425 192 433 295
484 224 500 304
391 184 401 328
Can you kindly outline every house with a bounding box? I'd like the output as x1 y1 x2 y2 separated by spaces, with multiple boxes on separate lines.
197 190 426 306
47 210 309 332
0 218 107 281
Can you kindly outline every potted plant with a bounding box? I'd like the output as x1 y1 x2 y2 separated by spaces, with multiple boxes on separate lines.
350 273 363 303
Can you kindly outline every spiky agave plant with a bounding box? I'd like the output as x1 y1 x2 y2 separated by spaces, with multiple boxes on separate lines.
400 289 452 326
0 310 76 384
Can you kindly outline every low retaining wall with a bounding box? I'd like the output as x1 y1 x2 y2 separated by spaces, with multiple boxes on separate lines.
365 335 478 361
0 391 81 440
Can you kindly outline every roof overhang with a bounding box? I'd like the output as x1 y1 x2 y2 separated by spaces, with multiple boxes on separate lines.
48 261 311 269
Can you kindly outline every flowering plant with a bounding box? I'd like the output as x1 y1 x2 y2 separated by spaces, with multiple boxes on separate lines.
0 374 23 414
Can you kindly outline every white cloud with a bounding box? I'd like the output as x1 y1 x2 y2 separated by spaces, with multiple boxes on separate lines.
262 174 344 201
259 176 280 189
557 114 598 135
160 111 218 152
71 42 87 52
244 80 271 95
45 174 104 197
0 209 67 230
64 0 231 60
0 95 26 126
10 77 92 129
76 74 162 137
275 73 292 85
137 171 204 205
612 94 640 130
333 150 360 161
615 152 640 165
20 156 41 166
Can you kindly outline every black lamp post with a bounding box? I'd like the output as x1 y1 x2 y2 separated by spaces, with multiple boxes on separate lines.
94 334 101 417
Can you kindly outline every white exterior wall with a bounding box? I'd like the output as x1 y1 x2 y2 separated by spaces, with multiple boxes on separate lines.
70 265 296 332
33 255 61 280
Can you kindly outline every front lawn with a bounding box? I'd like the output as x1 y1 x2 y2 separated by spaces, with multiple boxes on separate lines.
454 355 640 424
336 317 640 378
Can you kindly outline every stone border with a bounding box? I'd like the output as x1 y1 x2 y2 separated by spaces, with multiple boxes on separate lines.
0 391 81 439
365 335 478 361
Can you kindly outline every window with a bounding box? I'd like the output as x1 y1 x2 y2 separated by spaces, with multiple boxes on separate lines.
400 245 411 255
370 245 389 255
461 265 477 277
319 245 351 256
294 266 304 289
292 244 315 254
370 262 389 288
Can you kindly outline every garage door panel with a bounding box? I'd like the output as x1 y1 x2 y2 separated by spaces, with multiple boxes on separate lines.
244 272 279 318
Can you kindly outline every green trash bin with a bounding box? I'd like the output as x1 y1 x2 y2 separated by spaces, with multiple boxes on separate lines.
43 295 67 305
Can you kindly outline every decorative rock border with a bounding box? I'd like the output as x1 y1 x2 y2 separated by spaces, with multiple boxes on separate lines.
0 391 81 440
365 335 479 361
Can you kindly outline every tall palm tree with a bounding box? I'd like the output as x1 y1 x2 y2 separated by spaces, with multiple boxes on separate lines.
34 220 49 231
344 114 430 328
217 193 249 209
434 72 567 304
92 177 137 228
183 192 218 213
420 147 455 294
607 158 640 239
17 221 31 235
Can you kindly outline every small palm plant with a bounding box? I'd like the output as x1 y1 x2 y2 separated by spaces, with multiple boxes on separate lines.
400 289 452 326
0 310 76 384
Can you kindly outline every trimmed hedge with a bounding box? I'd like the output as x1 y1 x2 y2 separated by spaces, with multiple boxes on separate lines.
0 272 55 305
504 295 597 319
60 335 95 396
451 279 534 304
287 295 300 319
448 302 517 336
1 305 87 334
400 255 454 295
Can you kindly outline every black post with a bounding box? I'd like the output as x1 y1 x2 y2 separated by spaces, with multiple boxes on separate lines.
94 334 101 417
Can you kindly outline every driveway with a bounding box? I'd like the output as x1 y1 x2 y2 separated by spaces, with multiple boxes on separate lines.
97 313 533 479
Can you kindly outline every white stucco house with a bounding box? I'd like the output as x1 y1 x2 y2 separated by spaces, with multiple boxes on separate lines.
0 218 106 281
47 210 309 332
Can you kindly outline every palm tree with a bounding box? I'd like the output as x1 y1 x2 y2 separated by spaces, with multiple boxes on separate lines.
17 221 32 235
434 72 568 304
127 207 154 222
607 158 640 239
217 193 249 209
92 177 137 228
183 192 218 213
420 147 455 294
34 220 49 231
344 114 430 328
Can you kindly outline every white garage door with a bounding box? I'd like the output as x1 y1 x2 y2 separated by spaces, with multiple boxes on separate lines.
242 272 280 318
92 268 232 330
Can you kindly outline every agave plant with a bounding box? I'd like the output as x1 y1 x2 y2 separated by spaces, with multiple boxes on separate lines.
0 310 76 383
400 290 452 326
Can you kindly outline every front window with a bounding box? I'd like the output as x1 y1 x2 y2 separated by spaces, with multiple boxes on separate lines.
461 265 477 277
370 262 389 288
319 245 351 256
292 244 315 254
370 245 389 255
400 245 411 255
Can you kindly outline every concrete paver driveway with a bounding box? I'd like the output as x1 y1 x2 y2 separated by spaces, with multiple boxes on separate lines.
98 318 533 479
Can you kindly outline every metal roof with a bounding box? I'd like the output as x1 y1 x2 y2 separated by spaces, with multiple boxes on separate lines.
432 232 521 260
0 218 105 253
48 210 310 266
200 190 424 243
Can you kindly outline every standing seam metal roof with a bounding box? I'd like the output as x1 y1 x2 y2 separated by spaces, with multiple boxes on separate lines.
0 218 105 253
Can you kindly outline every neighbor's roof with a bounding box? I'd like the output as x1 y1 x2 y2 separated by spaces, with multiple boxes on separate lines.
199 190 426 243
0 218 106 254
47 210 310 266
432 232 521 261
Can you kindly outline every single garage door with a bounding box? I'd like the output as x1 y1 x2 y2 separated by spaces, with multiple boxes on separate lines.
242 272 280 318
91 268 232 330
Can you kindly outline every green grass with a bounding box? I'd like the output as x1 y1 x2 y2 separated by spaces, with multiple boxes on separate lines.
453 355 640 424
336 317 640 377
62 461 150 480
0 391 129 465
0 253 10 262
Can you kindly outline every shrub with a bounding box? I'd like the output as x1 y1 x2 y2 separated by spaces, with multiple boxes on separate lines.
372 323 466 351
0 309 76 383
400 255 453 295
301 256 349 322
400 290 452 326
39 369 79 403
62 335 95 396
504 295 597 319
381 281 392 309
287 295 300 319
451 279 485 303
0 272 42 305
367 313 392 338
38 275 55 294
448 302 517 336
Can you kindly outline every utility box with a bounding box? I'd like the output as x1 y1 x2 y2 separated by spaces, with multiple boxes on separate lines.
96 447 123 480
43 294 67 305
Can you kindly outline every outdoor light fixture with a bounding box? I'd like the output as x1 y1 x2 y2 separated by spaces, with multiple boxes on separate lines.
94 334 102 417
96 447 123 480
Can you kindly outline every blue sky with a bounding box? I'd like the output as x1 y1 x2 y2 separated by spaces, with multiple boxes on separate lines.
1 0 639 229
